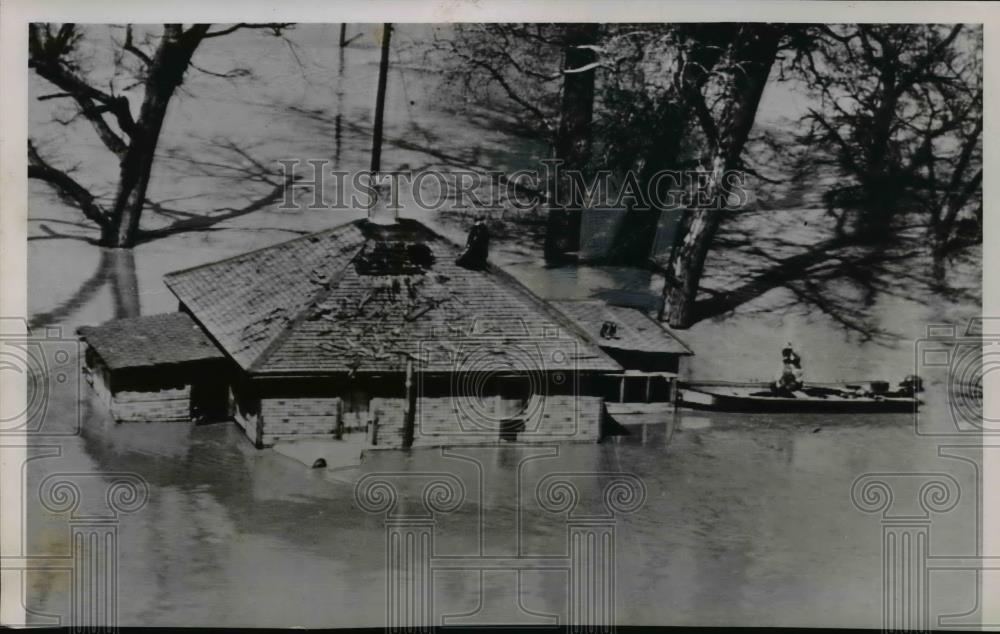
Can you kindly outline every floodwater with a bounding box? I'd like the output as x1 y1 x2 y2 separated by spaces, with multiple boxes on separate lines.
23 387 983 627
22 25 983 628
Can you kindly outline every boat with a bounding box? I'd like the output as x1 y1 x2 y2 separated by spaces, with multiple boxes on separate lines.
678 381 920 414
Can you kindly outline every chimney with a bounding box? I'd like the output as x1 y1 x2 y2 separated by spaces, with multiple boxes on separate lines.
368 180 398 225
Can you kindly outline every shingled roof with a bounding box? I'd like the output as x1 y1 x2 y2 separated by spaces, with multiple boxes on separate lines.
164 219 621 375
550 301 694 356
78 312 225 370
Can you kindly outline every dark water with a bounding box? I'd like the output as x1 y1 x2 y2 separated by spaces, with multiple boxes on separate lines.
23 26 983 628
24 384 981 627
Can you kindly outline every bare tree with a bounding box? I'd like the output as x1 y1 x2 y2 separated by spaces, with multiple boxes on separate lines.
657 24 786 328
589 24 736 265
655 23 982 328
433 23 788 326
793 24 982 251
431 24 565 136
28 23 292 248
431 23 604 259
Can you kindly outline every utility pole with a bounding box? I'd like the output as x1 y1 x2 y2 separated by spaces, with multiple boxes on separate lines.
370 23 392 175
339 23 347 47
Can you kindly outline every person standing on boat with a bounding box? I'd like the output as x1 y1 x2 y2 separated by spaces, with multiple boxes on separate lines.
774 344 804 395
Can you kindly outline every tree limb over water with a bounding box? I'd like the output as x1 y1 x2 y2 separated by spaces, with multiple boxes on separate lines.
28 23 295 248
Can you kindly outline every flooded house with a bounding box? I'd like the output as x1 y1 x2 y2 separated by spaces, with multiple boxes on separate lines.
79 218 664 449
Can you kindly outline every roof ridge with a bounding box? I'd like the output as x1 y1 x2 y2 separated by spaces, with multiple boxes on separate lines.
163 218 364 282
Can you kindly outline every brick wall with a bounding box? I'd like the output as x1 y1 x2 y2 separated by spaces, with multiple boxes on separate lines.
83 345 190 423
413 397 471 448
370 394 604 448
517 394 603 442
110 386 191 422
259 397 343 446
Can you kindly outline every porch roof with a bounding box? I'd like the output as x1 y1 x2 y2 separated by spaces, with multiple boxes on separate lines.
550 301 694 356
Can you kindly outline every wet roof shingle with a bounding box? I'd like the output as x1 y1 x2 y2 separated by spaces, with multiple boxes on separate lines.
163 223 367 369
163 219 621 375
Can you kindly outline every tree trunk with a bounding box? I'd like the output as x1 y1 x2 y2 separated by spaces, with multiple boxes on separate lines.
852 36 900 243
616 26 734 267
610 100 688 266
107 117 165 247
659 25 783 328
109 249 141 318
545 23 600 263
855 176 895 242
853 95 899 243
102 25 209 247
553 24 600 170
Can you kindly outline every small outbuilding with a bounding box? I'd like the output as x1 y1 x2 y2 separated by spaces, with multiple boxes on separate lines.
550 300 693 405
78 312 229 422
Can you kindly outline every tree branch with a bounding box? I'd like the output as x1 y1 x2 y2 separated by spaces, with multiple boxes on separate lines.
467 56 555 131
27 140 109 229
29 24 135 155
200 23 294 38
123 25 153 66
897 24 964 92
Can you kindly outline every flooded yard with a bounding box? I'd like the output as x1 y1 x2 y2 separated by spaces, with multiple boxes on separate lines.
24 386 980 627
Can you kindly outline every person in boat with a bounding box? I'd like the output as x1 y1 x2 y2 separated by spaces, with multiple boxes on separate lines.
897 374 924 397
773 344 804 395
455 215 490 269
